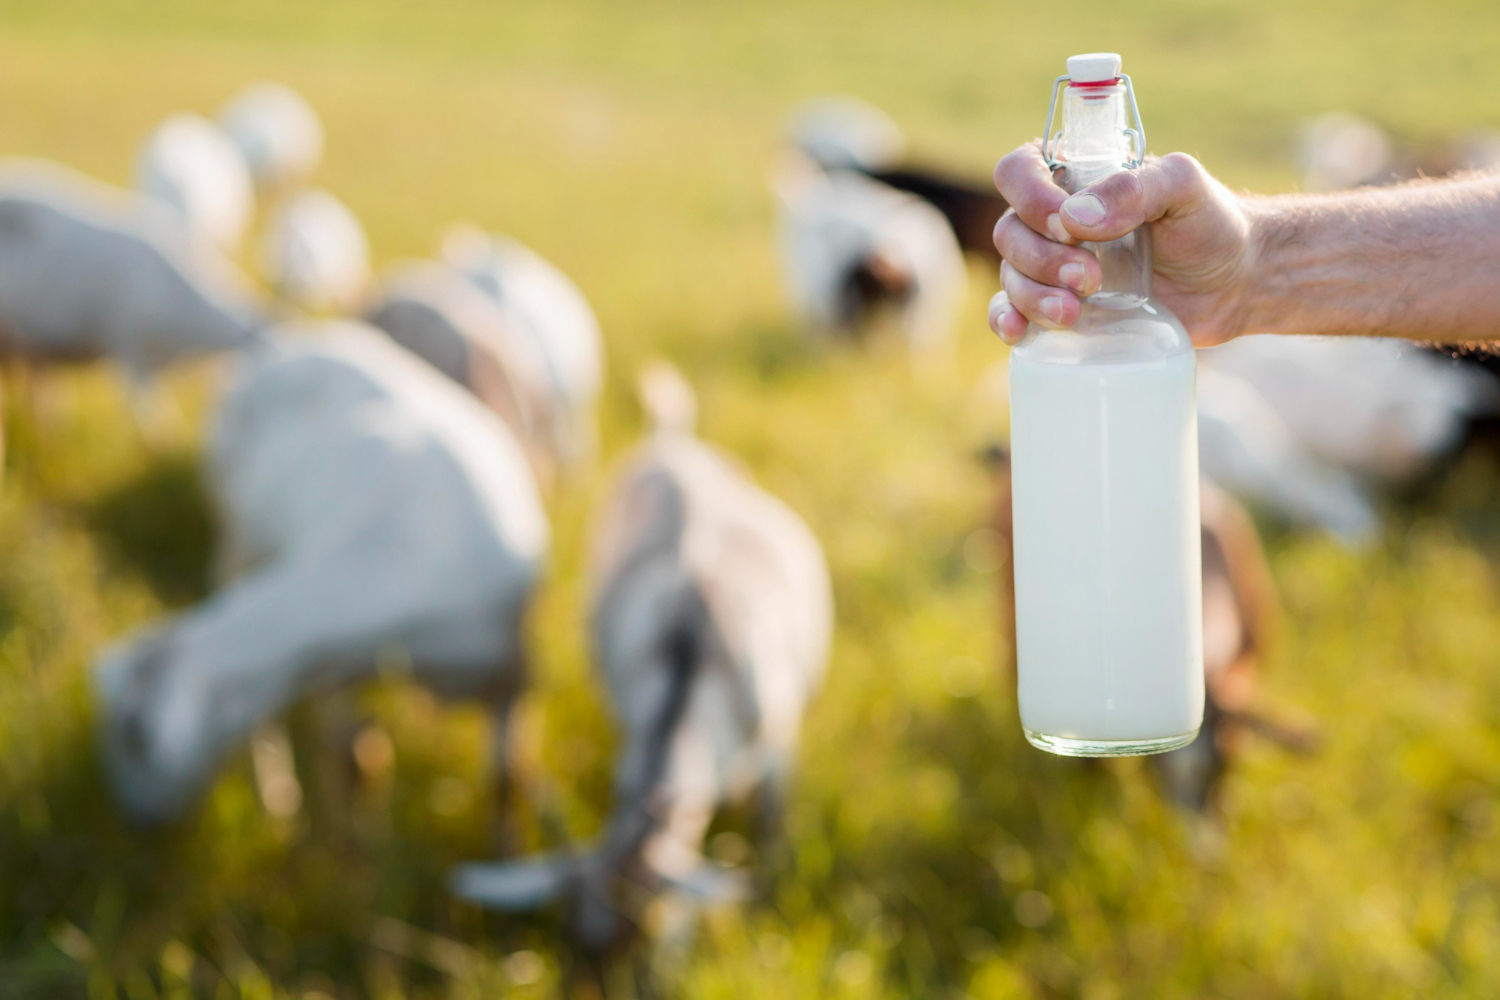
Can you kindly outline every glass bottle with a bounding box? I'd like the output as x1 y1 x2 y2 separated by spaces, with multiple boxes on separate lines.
1007 53 1204 756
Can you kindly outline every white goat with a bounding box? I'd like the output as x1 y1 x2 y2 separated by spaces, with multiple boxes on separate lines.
365 260 564 481
1201 334 1500 485
94 322 548 824
217 82 325 192
441 225 604 465
451 363 832 953
788 96 906 174
774 154 967 350
135 113 255 253
1196 365 1380 545
0 158 263 375
263 188 372 314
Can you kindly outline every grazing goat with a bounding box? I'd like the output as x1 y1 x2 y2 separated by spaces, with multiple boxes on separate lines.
365 259 565 481
0 158 263 374
985 446 1311 810
218 82 325 192
789 96 1007 261
451 363 832 955
94 323 548 824
1198 335 1500 543
1202 335 1500 488
440 226 604 465
1196 365 1380 545
262 188 372 314
774 153 967 349
135 113 255 252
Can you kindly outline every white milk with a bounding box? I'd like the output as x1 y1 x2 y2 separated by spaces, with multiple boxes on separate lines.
1008 347 1204 752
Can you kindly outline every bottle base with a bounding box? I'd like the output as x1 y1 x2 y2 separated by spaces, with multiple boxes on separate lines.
1024 728 1199 758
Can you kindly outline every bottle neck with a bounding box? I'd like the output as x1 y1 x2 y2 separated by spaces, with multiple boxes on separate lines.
1056 83 1152 305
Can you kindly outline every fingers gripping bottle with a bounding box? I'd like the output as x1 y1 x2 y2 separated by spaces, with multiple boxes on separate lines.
1008 53 1203 756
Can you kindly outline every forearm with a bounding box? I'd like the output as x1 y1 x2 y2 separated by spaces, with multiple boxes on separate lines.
1241 175 1500 341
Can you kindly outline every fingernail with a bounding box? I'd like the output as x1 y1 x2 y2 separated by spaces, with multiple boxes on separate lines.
1058 262 1087 293
1062 193 1106 226
1040 295 1066 325
993 306 1016 337
1046 213 1072 243
987 292 1013 335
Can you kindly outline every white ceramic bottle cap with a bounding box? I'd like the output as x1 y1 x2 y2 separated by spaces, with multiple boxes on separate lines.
1066 53 1123 84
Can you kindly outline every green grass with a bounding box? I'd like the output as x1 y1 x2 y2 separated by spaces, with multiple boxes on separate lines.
6 1 1500 996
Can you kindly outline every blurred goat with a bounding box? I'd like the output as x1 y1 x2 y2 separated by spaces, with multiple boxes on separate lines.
135 113 255 253
451 362 832 955
94 323 548 824
218 82 325 193
1202 335 1500 490
440 225 604 466
1196 364 1381 545
263 188 372 314
1197 334 1500 545
788 96 1008 261
0 158 264 374
775 154 967 349
365 259 566 482
984 446 1312 811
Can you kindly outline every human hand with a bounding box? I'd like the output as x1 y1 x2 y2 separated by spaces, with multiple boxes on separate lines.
987 141 1257 347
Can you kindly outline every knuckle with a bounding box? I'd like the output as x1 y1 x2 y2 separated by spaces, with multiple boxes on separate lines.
1003 240 1042 279
1146 152 1208 214
993 208 1017 238
993 211 1027 253
994 140 1044 183
1026 237 1068 275
1159 151 1203 180
1107 169 1145 205
1001 264 1043 308
1014 187 1058 223
997 152 1065 221
1085 171 1142 221
1000 263 1024 296
1157 152 1207 199
993 150 1027 188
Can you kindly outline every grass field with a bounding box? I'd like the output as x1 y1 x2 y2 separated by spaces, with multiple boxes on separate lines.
8 1 1500 997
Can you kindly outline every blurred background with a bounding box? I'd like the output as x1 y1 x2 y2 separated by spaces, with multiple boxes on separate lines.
7 0 1500 997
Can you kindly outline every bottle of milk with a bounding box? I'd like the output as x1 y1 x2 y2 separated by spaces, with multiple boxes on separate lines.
1008 52 1204 756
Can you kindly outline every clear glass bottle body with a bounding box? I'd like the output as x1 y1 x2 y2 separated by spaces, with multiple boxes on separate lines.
1008 81 1204 756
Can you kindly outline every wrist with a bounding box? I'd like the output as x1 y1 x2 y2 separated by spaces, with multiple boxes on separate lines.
1234 195 1299 337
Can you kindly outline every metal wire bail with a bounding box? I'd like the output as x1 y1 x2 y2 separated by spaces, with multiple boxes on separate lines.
1041 73 1148 173
1040 75 1070 171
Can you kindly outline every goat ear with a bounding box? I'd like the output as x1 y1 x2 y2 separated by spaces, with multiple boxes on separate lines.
661 861 753 904
448 853 578 910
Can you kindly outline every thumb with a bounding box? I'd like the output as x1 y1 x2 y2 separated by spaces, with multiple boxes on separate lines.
1056 152 1209 243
